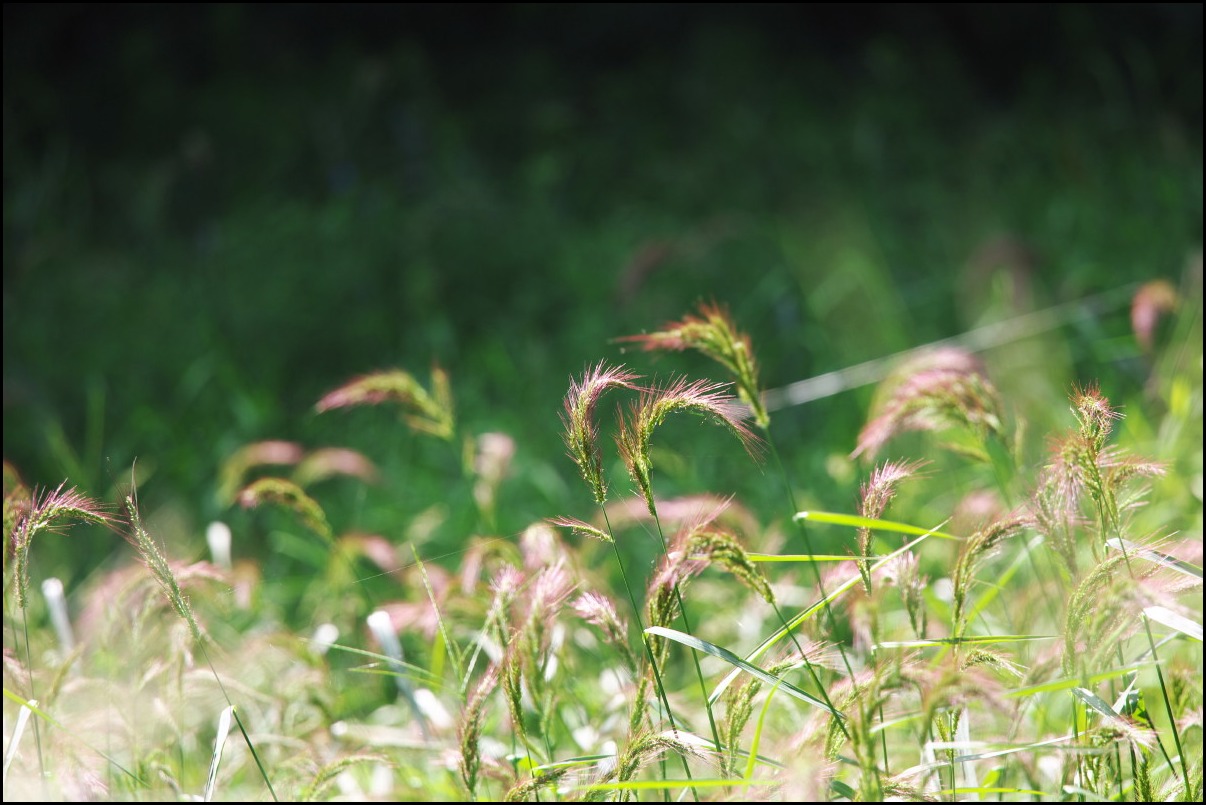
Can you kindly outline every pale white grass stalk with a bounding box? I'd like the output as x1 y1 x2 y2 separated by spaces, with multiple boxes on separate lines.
40 577 74 654
2 699 36 784
366 610 432 740
413 688 454 730
1142 606 1202 641
205 521 233 571
202 705 234 802
954 706 978 795
369 763 394 797
310 623 340 655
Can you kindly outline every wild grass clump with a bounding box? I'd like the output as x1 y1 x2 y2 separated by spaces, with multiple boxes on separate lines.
4 282 1201 801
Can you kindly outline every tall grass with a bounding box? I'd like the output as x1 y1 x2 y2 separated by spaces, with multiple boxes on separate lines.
4 281 1202 801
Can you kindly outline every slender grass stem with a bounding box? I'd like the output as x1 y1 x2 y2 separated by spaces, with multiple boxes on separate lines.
17 612 48 795
766 436 854 737
646 510 726 769
1112 536 1191 787
600 508 697 802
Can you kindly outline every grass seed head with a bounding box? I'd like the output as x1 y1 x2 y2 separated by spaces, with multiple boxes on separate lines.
855 459 927 593
9 482 110 610
316 366 456 441
854 348 1005 461
561 362 642 505
618 301 770 429
237 476 334 544
616 376 763 515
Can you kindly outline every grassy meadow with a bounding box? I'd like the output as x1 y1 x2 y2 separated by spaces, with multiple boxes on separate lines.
4 7 1203 801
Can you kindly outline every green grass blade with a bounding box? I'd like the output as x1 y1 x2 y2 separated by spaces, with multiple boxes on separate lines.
793 510 961 540
646 626 844 718
578 778 777 793
410 544 466 682
231 707 279 802
875 635 1056 649
324 642 447 689
1005 663 1154 699
954 533 1043 648
746 553 881 562
1071 687 1121 719
744 676 782 781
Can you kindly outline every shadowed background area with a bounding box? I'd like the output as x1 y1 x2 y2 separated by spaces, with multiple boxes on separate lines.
3 4 1202 572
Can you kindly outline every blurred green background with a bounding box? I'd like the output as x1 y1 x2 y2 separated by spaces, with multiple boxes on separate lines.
4 5 1202 580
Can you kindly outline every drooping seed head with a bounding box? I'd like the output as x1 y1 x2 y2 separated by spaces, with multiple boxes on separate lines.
853 348 1004 461
617 301 770 429
616 376 764 516
9 482 110 610
316 366 456 441
561 362 642 505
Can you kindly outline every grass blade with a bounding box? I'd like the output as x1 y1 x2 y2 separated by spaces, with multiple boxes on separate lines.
709 532 933 704
1071 687 1121 719
1144 606 1203 642
645 626 844 718
1005 663 1154 699
794 510 961 540
1105 538 1203 579
746 553 881 562
874 635 1055 649
578 778 777 793
2 698 36 784
203 705 234 802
